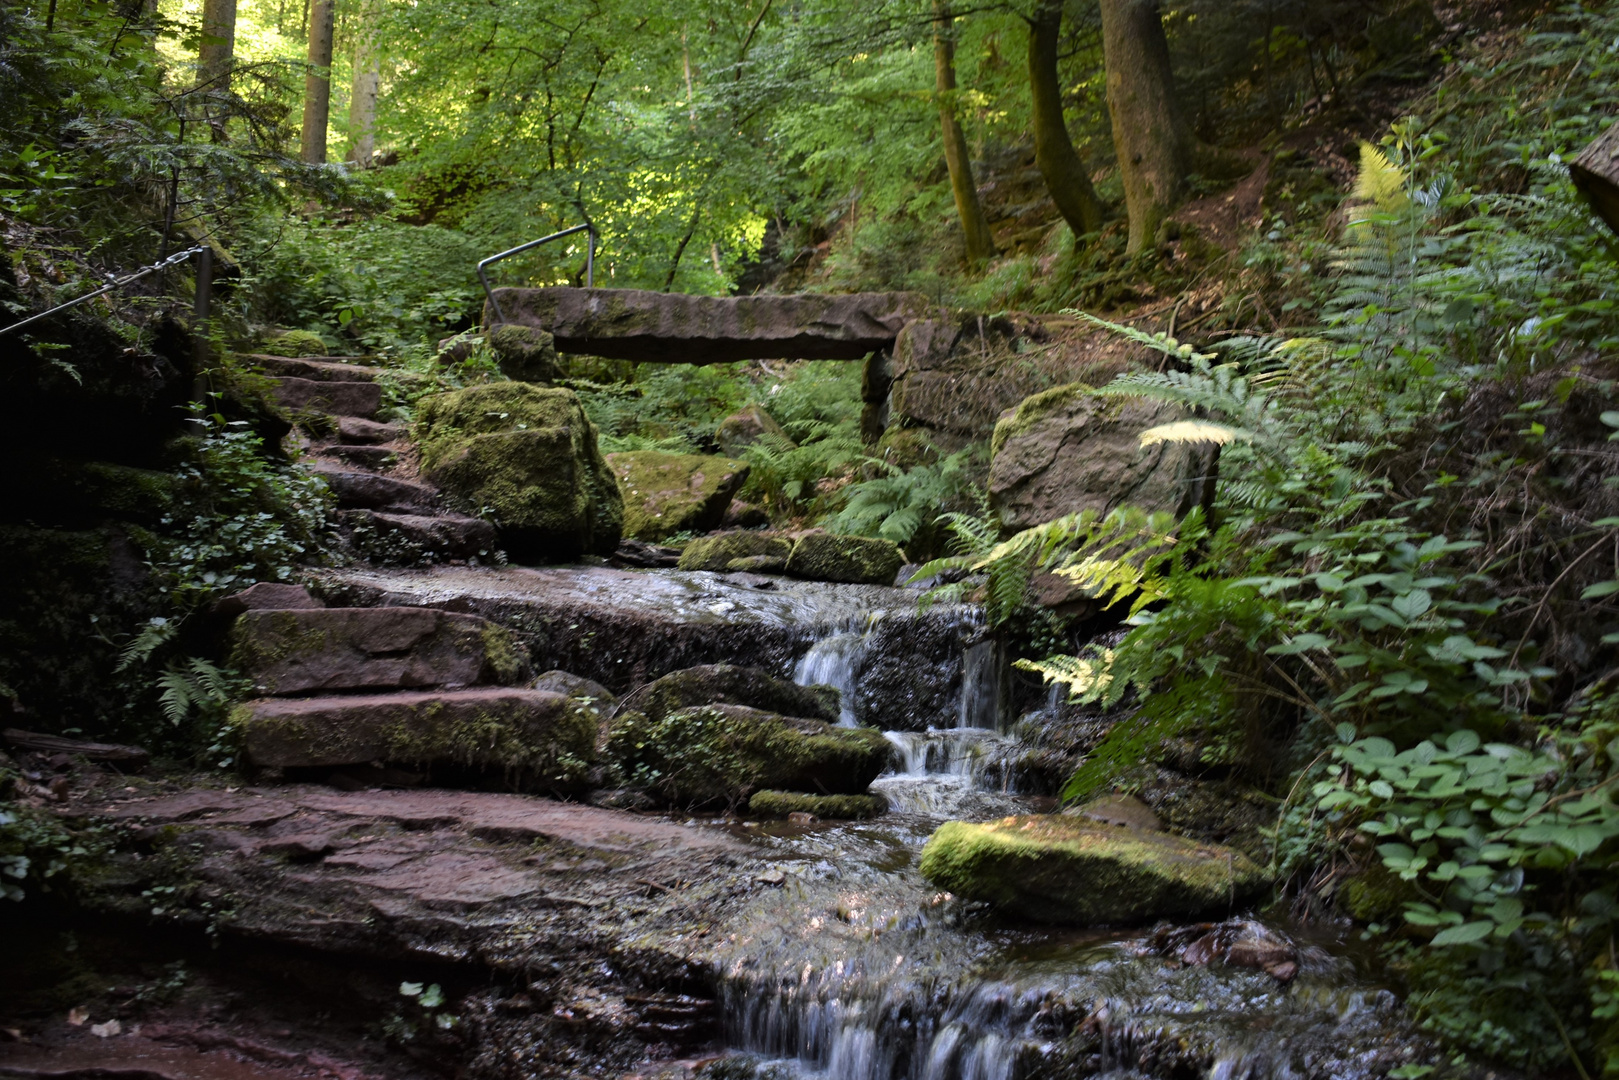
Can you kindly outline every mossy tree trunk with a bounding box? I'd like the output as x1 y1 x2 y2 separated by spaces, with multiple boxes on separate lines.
1027 0 1103 241
347 0 380 166
934 0 997 266
1100 0 1188 255
300 0 335 164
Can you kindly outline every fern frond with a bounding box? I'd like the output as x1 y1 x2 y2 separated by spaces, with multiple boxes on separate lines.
1352 142 1409 211
1138 420 1253 447
156 669 198 726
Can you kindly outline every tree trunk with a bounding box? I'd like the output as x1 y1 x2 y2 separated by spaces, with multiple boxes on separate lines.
1100 0 1188 255
300 0 335 164
347 0 379 166
198 0 236 90
934 0 997 265
1027 0 1103 240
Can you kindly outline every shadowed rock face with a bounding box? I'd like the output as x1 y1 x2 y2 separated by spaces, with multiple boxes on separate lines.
490 287 933 363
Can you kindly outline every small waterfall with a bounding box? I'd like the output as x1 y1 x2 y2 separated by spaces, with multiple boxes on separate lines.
794 619 879 726
957 639 1006 731
875 728 1021 818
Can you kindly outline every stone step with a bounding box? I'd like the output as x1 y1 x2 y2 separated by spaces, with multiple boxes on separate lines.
341 509 497 562
337 416 407 445
235 689 590 787
267 376 382 419
321 444 398 470
229 606 530 696
310 461 439 511
245 354 380 381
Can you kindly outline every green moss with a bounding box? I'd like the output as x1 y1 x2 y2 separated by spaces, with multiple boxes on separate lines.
261 329 330 357
606 451 749 542
1339 862 1420 923
226 610 331 674
918 814 1269 925
784 533 904 585
480 623 527 685
748 789 888 819
989 383 1103 457
606 703 890 808
415 382 623 561
677 531 794 572
488 325 559 383
617 663 839 724
875 426 939 468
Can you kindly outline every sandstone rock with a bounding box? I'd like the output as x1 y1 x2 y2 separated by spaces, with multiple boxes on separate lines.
266 376 381 419
610 538 682 568
715 404 787 456
310 462 439 511
532 670 617 708
608 703 891 807
337 416 406 445
416 383 623 562
489 325 559 383
676 530 794 572
490 287 931 363
606 451 749 542
721 500 771 529
918 814 1268 925
785 533 904 585
244 354 379 381
229 607 530 695
260 329 331 357
617 663 839 725
324 445 396 469
235 688 596 792
988 384 1204 531
1066 793 1162 831
212 582 323 618
748 789 888 820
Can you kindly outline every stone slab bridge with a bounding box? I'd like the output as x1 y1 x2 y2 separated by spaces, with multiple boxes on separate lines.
488 286 959 442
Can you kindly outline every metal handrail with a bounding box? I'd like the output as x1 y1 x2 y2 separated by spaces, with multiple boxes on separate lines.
477 223 596 325
0 246 206 337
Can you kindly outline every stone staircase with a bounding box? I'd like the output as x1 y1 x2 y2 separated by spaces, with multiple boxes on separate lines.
247 352 498 564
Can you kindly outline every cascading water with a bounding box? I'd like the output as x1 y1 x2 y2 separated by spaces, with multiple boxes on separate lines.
793 621 877 726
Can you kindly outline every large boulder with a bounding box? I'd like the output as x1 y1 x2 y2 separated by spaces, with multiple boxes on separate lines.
676 530 794 573
234 687 599 793
918 814 1268 925
416 383 623 562
229 607 530 696
489 325 559 383
715 405 787 457
785 533 904 585
606 451 749 542
616 663 838 725
988 384 1205 531
607 703 891 808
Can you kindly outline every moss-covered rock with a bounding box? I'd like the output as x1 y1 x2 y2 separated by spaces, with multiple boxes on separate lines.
715 404 787 457
261 329 330 357
727 554 788 573
416 382 623 562
676 530 794 572
606 451 749 542
607 703 891 808
918 814 1269 925
489 325 559 383
617 663 839 724
748 789 888 820
785 533 904 585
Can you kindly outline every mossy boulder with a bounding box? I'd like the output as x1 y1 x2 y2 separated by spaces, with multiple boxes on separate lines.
918 814 1269 925
748 789 888 820
416 382 623 562
715 404 788 457
608 703 891 808
617 663 839 725
489 325 559 383
262 329 330 357
988 384 1205 532
606 451 749 542
676 530 795 572
785 533 905 585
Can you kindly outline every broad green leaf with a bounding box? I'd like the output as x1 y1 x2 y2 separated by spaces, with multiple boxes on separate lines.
1430 920 1495 945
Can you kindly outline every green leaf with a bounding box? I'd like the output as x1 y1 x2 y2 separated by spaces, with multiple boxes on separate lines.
1582 580 1619 600
1430 920 1495 945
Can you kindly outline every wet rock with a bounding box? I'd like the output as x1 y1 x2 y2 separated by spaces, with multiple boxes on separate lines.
606 451 749 542
1065 793 1162 831
341 509 498 563
309 462 439 511
211 582 324 618
988 384 1205 531
1143 918 1304 983
676 531 794 572
726 555 786 574
531 669 617 708
265 376 382 419
229 607 529 695
608 703 891 807
918 814 1269 925
617 664 838 725
748 789 888 820
235 687 597 791
785 533 904 585
715 404 787 456
416 383 623 562
611 538 683 568
491 286 930 363
489 324 560 383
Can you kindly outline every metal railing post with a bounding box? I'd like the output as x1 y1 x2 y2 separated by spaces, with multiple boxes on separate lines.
477 223 598 327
